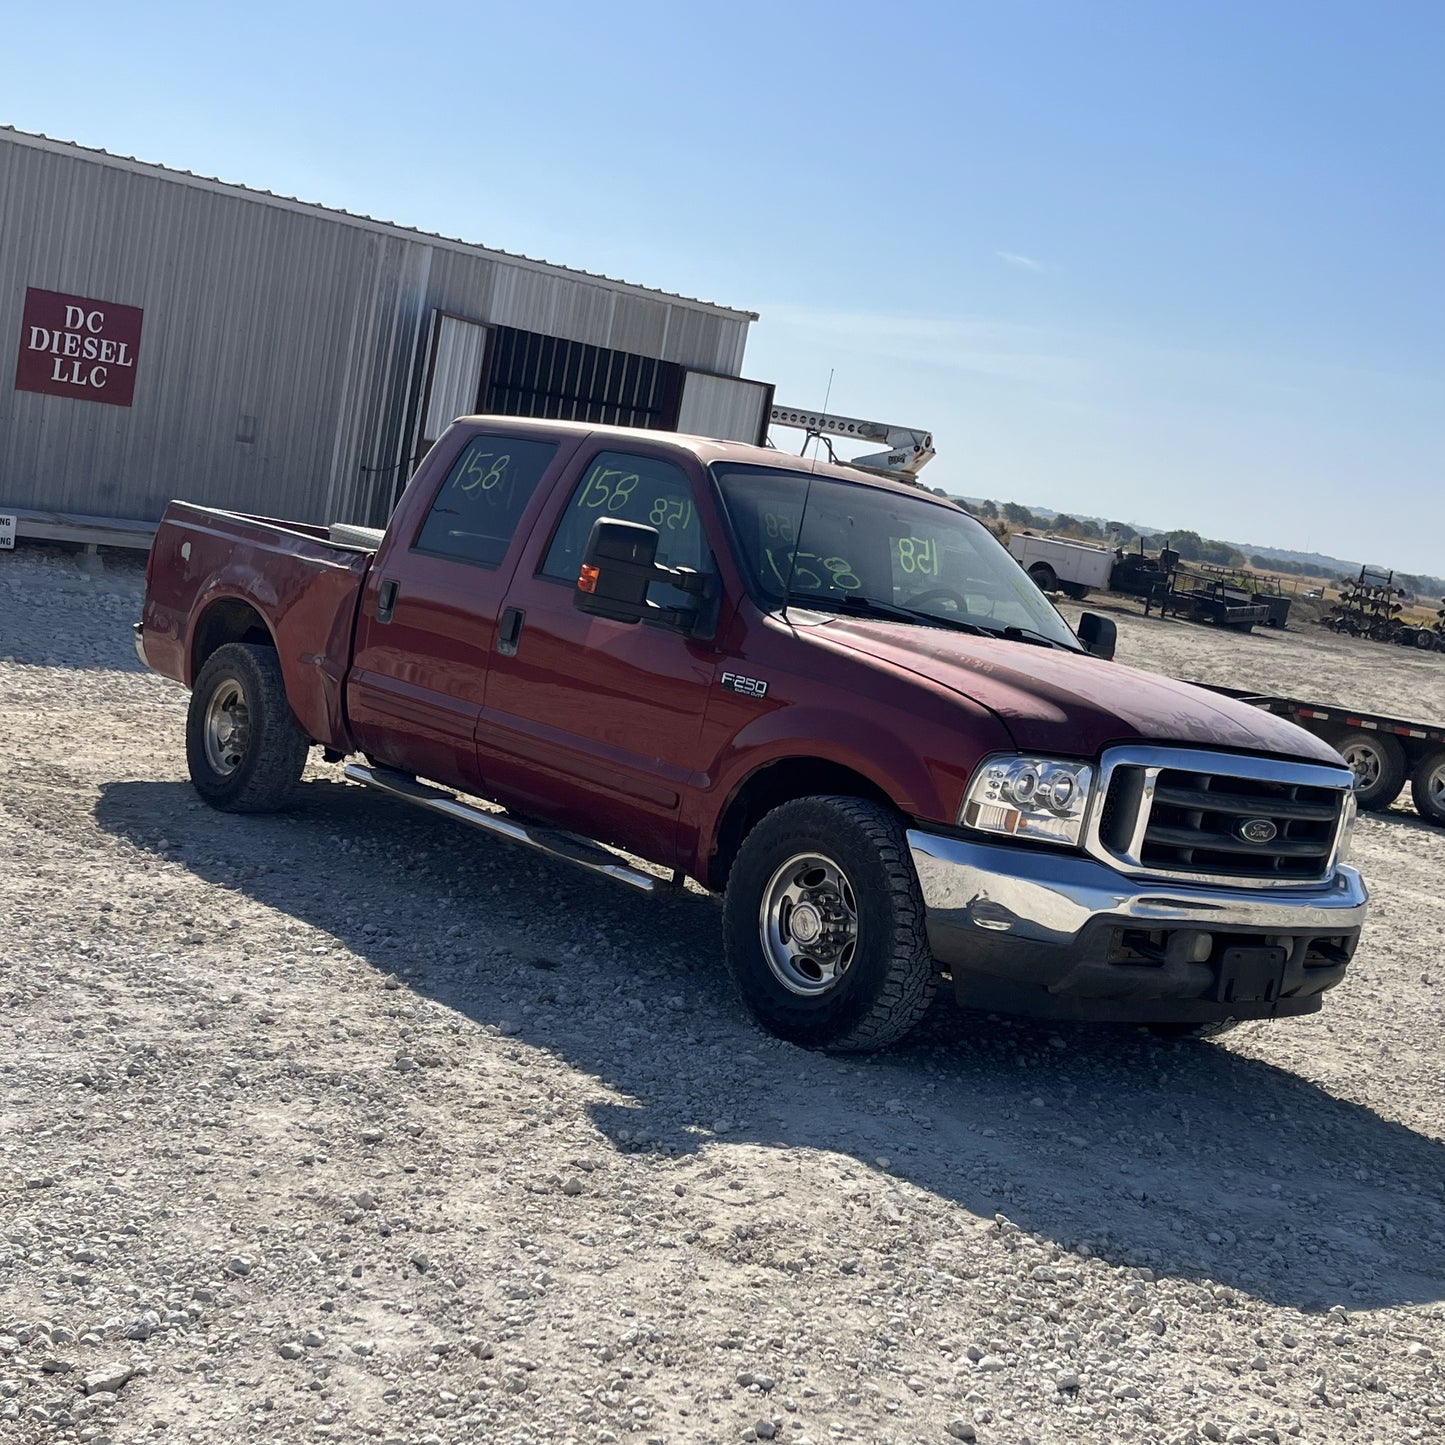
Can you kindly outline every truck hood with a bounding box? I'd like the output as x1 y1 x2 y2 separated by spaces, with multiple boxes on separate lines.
814 617 1344 765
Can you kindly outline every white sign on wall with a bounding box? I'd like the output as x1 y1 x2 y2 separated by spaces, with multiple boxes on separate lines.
0 514 15 550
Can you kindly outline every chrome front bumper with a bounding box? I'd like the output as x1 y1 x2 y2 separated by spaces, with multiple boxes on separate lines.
906 828 1368 1021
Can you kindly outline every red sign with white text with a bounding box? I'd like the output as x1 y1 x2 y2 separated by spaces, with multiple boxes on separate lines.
14 287 145 408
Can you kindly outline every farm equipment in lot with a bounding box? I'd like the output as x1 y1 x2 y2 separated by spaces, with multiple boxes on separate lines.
1322 566 1439 651
1195 683 1445 823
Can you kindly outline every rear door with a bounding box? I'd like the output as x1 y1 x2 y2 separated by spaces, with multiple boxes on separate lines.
476 443 722 865
346 425 576 791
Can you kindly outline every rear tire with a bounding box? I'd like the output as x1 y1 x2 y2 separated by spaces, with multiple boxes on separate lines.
186 643 310 812
1334 729 1407 812
1415 629 1438 652
1028 562 1059 594
722 796 936 1051
1409 749 1445 826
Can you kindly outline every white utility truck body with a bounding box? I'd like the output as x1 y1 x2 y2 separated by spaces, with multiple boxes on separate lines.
1009 532 1115 599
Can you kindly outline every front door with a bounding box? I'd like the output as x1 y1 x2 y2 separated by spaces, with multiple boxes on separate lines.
346 427 568 792
476 444 721 866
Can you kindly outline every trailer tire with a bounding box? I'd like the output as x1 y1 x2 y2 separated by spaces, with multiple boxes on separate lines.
722 796 936 1052
1409 749 1445 825
186 643 310 813
1334 729 1407 812
1028 563 1059 594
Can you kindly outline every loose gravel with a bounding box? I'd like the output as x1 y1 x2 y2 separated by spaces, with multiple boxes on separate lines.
1 544 1442 1445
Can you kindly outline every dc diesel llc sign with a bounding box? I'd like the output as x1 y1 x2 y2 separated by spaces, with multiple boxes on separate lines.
14 287 144 408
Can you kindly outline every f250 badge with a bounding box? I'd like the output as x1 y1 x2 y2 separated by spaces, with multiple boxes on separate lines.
721 671 769 699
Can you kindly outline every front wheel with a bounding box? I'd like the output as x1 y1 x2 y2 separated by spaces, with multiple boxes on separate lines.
722 796 936 1051
1028 562 1059 594
186 643 310 812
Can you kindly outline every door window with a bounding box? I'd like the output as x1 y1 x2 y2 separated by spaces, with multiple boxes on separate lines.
413 434 559 567
541 451 707 608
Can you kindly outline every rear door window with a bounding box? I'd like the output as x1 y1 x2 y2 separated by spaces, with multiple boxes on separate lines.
414 435 559 567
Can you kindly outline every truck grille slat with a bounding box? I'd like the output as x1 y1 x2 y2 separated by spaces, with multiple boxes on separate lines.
1149 784 1338 821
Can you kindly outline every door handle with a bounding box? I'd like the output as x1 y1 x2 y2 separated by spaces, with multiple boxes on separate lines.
377 578 399 624
498 606 525 657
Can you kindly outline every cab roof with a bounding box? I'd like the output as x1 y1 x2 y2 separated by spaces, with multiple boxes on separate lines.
452 414 959 508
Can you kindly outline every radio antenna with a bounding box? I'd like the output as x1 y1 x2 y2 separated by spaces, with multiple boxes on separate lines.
780 369 834 620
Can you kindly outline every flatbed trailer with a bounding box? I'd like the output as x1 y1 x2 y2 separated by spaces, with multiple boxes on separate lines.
1191 683 1445 824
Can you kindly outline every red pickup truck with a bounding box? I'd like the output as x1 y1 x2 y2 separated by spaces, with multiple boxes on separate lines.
136 416 1367 1050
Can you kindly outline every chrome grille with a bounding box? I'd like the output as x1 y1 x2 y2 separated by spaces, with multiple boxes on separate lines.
1088 746 1352 887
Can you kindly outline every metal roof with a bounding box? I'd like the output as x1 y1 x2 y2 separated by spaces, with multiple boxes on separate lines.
0 125 759 322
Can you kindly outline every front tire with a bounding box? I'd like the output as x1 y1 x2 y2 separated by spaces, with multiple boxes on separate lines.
186 643 309 812
722 796 936 1051
1028 562 1059 594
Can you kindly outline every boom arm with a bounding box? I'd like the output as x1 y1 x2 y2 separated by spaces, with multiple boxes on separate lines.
769 405 936 484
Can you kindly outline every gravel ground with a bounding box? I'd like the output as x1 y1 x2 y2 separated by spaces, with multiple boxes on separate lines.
1 545 1442 1445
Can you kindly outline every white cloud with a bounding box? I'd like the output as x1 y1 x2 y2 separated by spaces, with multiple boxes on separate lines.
995 250 1046 271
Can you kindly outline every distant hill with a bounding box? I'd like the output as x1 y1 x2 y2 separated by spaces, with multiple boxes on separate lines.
954 497 1445 598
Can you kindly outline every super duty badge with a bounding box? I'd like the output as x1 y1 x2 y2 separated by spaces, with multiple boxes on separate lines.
721 671 768 699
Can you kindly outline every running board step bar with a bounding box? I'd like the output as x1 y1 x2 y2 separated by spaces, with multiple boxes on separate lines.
342 763 662 893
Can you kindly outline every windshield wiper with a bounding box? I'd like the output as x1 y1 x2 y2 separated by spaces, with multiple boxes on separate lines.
969 621 1080 652
783 591 987 636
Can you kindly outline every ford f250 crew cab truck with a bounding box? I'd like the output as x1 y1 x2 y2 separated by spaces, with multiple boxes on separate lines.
136 416 1368 1050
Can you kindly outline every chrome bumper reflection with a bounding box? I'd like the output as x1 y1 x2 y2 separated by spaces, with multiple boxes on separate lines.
907 828 1369 949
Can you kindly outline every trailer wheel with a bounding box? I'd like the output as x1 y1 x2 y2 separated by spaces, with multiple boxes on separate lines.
721 796 935 1051
1334 729 1407 812
1409 749 1445 825
186 643 310 812
1028 562 1059 594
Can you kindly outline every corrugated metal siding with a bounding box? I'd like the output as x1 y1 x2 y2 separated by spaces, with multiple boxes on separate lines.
422 315 490 445
676 373 773 444
0 130 754 527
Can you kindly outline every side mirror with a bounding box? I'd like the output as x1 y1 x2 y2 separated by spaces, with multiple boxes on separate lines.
572 517 704 630
1077 612 1117 660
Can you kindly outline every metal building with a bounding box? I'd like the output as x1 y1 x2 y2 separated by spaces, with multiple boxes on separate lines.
0 127 770 544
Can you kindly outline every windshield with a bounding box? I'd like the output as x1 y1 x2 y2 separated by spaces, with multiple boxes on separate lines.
713 464 1081 649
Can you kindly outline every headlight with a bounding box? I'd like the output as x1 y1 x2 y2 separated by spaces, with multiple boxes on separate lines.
960 755 1095 847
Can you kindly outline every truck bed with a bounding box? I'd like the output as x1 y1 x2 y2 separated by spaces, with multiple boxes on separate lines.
139 502 374 749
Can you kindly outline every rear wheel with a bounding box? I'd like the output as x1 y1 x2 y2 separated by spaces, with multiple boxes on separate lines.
1028 562 1059 594
1409 749 1445 826
1334 729 1407 812
1415 629 1439 652
186 643 310 812
722 796 936 1051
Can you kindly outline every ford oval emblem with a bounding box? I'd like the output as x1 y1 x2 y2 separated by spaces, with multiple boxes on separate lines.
1238 818 1279 844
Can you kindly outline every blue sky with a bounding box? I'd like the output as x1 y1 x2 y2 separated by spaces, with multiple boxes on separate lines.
3 1 1441 571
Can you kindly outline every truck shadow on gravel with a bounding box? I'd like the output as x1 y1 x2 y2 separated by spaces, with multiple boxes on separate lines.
96 776 1445 1314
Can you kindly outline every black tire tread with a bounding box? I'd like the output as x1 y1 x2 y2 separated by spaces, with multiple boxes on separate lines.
186 643 309 813
1335 729 1407 812
722 795 936 1052
1409 748 1445 826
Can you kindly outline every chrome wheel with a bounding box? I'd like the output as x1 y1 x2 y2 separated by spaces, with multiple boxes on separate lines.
1342 740 1382 792
1426 762 1445 815
758 851 859 996
203 679 251 776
